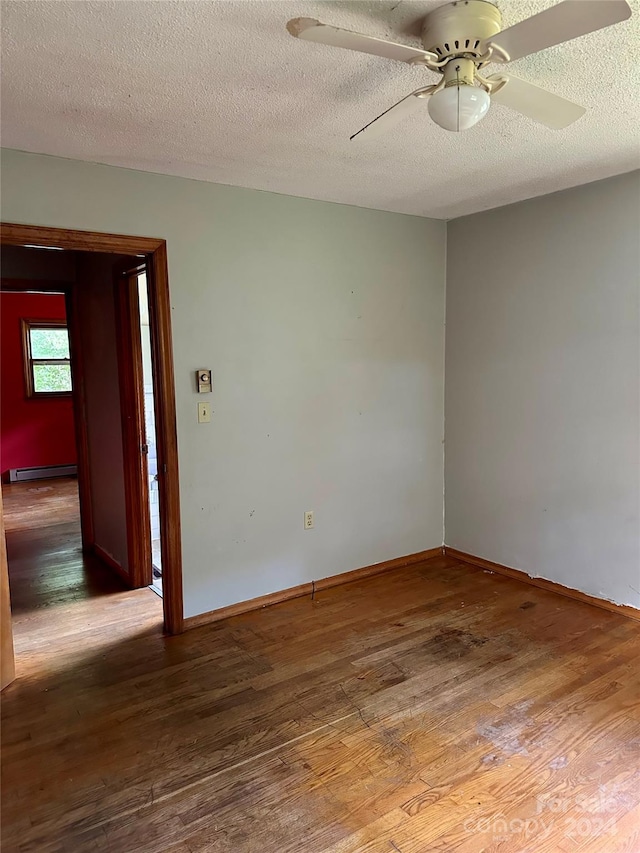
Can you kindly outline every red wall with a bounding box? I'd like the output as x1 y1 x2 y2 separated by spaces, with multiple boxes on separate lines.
1 292 77 474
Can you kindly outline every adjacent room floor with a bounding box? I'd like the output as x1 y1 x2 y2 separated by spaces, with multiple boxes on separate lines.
2 478 141 614
2 519 638 852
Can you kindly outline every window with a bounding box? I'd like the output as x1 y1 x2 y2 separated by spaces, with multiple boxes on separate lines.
22 319 72 397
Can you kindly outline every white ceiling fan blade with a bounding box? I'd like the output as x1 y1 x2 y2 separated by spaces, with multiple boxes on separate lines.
488 74 586 129
350 89 430 141
287 18 437 64
486 0 631 62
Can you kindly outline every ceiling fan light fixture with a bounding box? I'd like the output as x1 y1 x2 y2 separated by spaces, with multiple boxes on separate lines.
288 1 631 139
427 83 490 132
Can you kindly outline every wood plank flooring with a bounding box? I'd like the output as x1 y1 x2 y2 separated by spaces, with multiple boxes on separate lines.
2 481 639 852
2 478 134 615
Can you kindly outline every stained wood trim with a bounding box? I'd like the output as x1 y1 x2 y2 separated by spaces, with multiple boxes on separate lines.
1 223 184 635
114 271 153 589
314 547 444 592
65 288 94 550
183 547 444 630
92 544 129 585
444 547 640 623
0 223 162 255
21 317 35 398
0 488 16 691
184 582 313 630
146 242 184 635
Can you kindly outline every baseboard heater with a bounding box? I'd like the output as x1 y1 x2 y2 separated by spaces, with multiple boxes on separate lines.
7 464 77 483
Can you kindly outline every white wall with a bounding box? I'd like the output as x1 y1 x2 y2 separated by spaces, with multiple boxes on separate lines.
1 149 446 618
445 173 640 608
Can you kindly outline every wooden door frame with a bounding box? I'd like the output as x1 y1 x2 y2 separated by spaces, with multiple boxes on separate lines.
1 487 16 691
64 282 95 552
1 224 184 634
114 265 153 589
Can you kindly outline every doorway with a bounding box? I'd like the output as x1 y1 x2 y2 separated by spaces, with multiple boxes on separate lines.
1 224 183 648
137 271 163 593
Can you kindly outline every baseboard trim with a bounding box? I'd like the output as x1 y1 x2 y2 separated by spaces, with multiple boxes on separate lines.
313 547 444 593
92 544 129 585
183 546 444 631
444 547 640 623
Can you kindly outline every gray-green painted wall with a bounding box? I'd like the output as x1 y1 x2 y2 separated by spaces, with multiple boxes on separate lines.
4 148 636 614
1 149 446 618
445 172 640 607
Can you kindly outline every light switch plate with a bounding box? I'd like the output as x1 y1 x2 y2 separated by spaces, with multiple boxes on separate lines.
198 402 212 423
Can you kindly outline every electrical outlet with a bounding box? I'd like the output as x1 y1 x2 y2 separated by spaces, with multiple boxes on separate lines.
198 402 211 423
304 510 314 529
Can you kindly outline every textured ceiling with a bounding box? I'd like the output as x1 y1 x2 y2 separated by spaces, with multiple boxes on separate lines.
1 0 639 218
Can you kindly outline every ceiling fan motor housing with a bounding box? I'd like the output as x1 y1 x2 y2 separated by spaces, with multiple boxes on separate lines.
421 0 502 61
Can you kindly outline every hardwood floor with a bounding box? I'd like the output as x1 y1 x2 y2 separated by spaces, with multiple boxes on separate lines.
2 478 139 614
1 487 639 852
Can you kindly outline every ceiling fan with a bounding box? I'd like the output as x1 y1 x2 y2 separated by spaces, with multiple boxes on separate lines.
286 1 632 136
